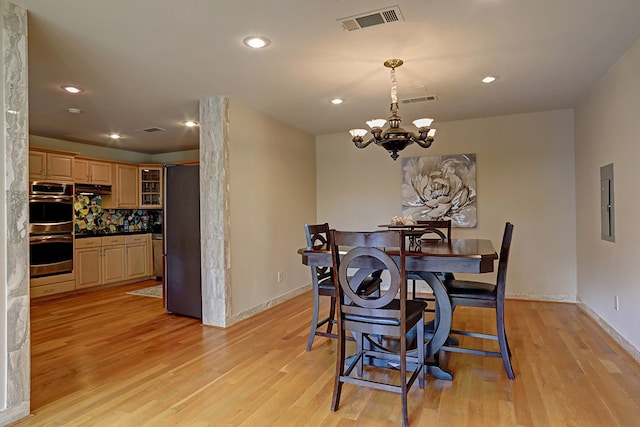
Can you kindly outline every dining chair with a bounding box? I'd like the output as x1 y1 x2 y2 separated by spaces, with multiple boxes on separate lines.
408 219 452 300
440 222 515 379
330 229 426 427
304 223 381 351
416 219 452 240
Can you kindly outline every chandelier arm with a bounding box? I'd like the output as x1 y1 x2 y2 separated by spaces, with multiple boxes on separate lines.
352 136 375 149
413 137 434 149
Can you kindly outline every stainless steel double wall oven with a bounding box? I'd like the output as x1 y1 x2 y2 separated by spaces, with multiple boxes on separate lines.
29 181 74 277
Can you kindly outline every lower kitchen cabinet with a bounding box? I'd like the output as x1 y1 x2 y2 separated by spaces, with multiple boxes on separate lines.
75 242 102 288
75 236 126 288
102 236 127 284
30 271 76 298
125 234 150 279
32 234 153 298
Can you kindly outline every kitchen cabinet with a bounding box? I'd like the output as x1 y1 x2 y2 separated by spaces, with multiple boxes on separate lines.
29 149 74 181
104 163 138 209
75 236 126 288
30 271 76 298
75 238 102 288
74 158 113 185
140 165 162 208
125 234 151 279
102 236 127 284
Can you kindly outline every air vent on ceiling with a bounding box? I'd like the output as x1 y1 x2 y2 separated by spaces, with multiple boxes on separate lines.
401 95 438 104
337 5 404 31
139 127 166 133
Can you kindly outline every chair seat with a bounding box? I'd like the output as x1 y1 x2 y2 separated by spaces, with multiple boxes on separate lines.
445 279 496 300
344 299 427 326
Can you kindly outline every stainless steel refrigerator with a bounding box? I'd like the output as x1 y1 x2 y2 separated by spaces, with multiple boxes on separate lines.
164 164 202 319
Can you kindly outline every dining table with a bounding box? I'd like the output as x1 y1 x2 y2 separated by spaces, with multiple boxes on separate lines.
298 237 498 380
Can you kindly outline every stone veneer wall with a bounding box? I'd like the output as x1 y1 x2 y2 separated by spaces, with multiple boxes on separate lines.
1 1 29 424
199 97 231 327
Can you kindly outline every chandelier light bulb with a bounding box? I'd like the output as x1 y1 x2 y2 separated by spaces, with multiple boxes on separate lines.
412 118 434 128
427 129 437 138
349 129 367 138
366 119 386 128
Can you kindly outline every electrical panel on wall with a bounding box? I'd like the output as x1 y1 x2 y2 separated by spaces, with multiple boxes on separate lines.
600 163 615 242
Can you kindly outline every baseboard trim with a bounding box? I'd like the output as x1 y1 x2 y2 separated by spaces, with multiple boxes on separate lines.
506 292 577 303
576 299 640 364
228 283 312 326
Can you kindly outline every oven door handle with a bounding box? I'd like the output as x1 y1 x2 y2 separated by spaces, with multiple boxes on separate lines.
29 234 74 244
29 195 73 203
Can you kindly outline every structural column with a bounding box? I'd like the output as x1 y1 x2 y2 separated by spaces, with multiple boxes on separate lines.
199 97 231 327
0 1 29 424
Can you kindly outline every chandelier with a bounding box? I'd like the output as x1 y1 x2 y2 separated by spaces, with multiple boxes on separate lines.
349 59 437 160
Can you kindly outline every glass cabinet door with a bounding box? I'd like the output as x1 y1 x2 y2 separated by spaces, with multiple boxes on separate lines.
140 166 162 208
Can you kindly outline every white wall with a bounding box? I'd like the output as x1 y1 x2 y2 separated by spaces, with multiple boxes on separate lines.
316 110 577 300
228 100 316 319
575 36 640 354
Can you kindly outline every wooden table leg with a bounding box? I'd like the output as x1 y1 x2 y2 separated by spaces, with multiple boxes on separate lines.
414 271 454 380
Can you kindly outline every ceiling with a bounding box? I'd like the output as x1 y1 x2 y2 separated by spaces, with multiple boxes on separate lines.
13 0 640 154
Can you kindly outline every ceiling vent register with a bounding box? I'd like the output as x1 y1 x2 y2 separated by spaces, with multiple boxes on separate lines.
401 95 438 104
139 127 166 133
338 5 404 31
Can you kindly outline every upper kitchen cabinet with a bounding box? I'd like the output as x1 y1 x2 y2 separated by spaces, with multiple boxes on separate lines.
29 149 75 182
104 163 138 209
140 165 162 209
74 158 113 185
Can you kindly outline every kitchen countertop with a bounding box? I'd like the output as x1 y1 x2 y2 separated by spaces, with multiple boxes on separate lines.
75 230 153 239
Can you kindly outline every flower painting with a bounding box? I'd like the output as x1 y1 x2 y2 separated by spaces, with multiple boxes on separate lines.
401 154 477 227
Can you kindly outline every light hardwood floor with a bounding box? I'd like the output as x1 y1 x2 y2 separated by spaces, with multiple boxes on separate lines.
10 281 640 426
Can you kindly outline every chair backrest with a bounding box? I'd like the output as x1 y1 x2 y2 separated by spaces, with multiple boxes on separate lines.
416 219 452 240
330 230 408 324
304 223 332 285
305 223 330 250
496 222 514 300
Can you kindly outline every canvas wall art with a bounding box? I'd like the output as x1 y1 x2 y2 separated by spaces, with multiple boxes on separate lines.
401 153 477 227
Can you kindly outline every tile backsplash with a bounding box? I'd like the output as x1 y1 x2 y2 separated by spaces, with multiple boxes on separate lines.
74 194 162 233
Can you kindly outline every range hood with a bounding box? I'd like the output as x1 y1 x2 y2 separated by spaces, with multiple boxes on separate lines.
75 183 112 195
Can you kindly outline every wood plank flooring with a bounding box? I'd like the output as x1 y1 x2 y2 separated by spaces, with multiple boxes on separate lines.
10 281 640 426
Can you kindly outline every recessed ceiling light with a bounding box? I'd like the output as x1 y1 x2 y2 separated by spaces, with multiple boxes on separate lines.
330 98 344 105
108 133 121 140
67 107 81 114
243 36 271 49
183 120 199 127
61 85 83 94
482 76 497 84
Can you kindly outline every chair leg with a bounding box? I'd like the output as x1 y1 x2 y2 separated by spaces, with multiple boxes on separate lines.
418 316 425 389
356 332 364 377
306 288 322 351
326 296 336 335
331 324 346 412
496 305 515 379
400 334 409 427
